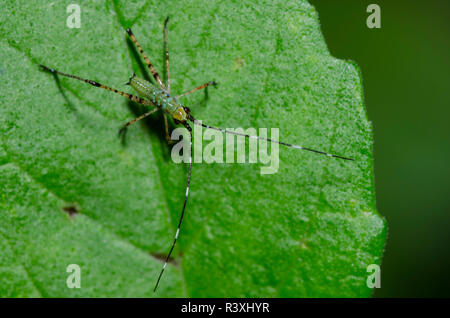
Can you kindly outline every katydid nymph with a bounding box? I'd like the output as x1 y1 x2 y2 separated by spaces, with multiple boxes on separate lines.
40 17 354 292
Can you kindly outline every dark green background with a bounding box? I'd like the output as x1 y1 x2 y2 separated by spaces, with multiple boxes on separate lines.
309 0 450 297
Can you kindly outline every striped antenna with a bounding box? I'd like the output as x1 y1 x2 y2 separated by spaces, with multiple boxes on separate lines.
190 118 354 161
154 123 193 292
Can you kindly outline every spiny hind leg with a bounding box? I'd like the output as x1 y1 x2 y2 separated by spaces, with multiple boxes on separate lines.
126 28 166 90
164 16 170 93
40 64 154 107
176 81 217 99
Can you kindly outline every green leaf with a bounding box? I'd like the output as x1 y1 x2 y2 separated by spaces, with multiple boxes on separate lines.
0 0 386 297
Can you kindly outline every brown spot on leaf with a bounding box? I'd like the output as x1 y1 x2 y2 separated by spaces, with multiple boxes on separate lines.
63 205 79 218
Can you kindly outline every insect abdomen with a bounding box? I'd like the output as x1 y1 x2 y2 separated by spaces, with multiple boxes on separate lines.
129 76 162 102
129 76 175 107
129 75 187 121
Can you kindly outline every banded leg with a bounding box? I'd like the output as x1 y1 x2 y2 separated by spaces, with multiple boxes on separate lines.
176 81 217 99
39 65 155 108
120 108 159 130
126 28 165 89
164 16 170 93
154 123 193 292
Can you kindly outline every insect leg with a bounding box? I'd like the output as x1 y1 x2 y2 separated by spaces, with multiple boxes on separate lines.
120 108 159 130
163 113 174 144
39 64 155 107
154 123 193 292
164 16 170 93
126 28 166 90
176 81 217 99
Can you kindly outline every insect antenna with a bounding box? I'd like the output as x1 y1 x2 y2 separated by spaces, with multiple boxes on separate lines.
154 122 193 292
188 117 354 161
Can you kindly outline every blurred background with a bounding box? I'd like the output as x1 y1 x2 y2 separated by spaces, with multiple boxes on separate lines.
308 0 450 297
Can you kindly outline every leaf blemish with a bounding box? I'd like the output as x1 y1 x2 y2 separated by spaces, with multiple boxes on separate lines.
299 239 308 250
233 56 244 71
63 205 79 218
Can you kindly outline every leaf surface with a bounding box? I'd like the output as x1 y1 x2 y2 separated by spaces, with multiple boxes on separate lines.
0 0 385 297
